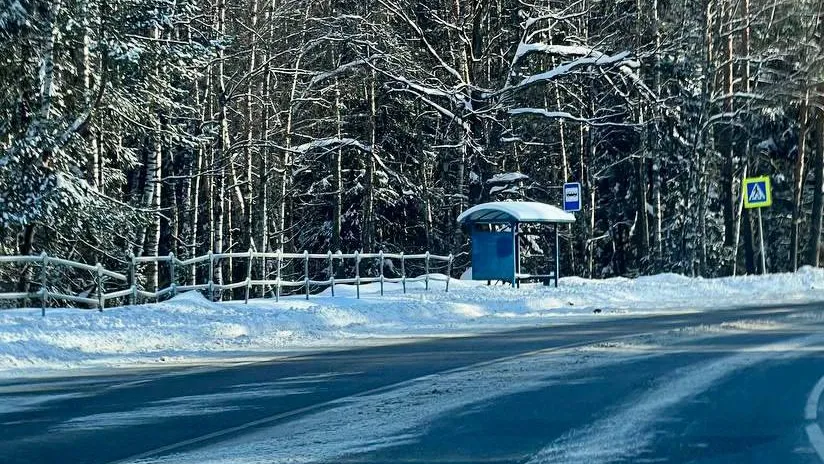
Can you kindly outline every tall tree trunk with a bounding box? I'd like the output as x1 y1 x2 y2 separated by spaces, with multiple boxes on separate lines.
15 225 35 296
362 72 377 252
807 114 824 267
791 93 811 269
721 0 735 250
17 0 63 294
634 0 650 270
214 0 228 296
332 81 343 252
80 0 99 189
256 0 275 291
144 120 162 292
244 0 259 254
651 0 663 270
698 155 708 276
279 4 312 253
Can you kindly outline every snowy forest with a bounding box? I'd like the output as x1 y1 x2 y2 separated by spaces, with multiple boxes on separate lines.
1 0 823 291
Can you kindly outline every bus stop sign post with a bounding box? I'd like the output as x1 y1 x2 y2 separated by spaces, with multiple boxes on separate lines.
742 176 772 275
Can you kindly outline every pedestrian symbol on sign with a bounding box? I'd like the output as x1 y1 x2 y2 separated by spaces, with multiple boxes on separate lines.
748 183 766 203
742 176 772 209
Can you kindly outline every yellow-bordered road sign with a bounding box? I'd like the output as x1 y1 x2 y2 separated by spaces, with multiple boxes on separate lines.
743 176 772 209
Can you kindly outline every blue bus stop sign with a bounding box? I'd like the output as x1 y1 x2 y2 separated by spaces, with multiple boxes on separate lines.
563 183 581 212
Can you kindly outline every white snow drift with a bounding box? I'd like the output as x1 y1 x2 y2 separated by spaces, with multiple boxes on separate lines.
1 267 824 376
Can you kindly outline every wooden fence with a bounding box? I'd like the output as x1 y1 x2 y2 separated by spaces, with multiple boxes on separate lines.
0 250 454 316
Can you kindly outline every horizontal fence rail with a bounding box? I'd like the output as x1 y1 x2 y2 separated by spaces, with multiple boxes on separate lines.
0 250 456 315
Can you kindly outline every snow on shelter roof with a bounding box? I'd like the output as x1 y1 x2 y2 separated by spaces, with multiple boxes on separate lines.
457 201 575 225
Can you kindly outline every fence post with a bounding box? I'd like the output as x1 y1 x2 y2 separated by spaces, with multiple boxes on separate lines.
260 252 267 298
400 252 406 294
379 250 384 296
446 253 453 293
245 248 253 304
129 252 137 305
355 251 361 299
169 252 177 298
328 251 335 297
40 252 48 317
425 252 430 291
275 249 281 302
304 250 310 300
96 263 104 311
208 251 214 301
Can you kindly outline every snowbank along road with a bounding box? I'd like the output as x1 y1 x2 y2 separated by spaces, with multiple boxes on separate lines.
3 268 824 376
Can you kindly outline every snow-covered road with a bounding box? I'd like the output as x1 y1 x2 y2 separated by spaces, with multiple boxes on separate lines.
4 303 823 464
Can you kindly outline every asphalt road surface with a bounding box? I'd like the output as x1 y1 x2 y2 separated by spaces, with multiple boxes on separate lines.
3 303 824 463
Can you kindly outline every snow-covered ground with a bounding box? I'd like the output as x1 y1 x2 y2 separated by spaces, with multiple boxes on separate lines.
2 267 824 377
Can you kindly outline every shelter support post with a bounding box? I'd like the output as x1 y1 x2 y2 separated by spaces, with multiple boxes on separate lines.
512 222 518 288
554 224 560 288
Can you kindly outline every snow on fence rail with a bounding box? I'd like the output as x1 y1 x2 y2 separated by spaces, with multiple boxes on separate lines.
0 250 454 316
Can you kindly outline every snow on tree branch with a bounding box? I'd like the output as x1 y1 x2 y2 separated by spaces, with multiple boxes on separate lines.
293 138 372 154
509 108 638 127
509 44 655 100
309 55 384 88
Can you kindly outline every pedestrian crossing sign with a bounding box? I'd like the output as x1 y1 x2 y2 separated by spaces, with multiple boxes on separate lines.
743 176 772 209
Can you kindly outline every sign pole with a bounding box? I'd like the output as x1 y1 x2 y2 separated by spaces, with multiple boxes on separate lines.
742 175 771 275
758 208 766 275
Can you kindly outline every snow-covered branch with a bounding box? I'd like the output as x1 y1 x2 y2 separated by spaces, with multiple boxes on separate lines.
503 50 632 95
508 108 638 127
509 44 655 100
309 55 383 88
293 137 372 154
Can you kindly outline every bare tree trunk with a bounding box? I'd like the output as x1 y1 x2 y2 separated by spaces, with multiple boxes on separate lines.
634 0 650 270
227 190 234 294
188 145 202 283
133 24 163 292
332 80 343 252
362 72 377 251
279 4 312 253
791 93 811 269
80 0 99 189
450 0 471 254
244 0 259 254
807 113 824 267
214 0 228 295
257 0 275 290
144 120 162 292
144 17 166 292
698 155 708 276
16 0 62 295
721 0 735 250
582 122 596 278
15 225 35 297
651 0 663 270
203 64 214 284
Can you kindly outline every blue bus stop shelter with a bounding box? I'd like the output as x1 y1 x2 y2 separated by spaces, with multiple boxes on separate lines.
457 201 575 287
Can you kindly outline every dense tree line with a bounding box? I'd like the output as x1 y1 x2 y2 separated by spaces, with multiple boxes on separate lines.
1 0 823 294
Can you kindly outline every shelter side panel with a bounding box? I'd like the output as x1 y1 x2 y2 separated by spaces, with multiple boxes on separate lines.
470 230 515 281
